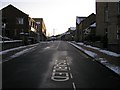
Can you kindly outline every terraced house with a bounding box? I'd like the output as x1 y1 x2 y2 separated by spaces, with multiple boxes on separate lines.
75 13 96 42
96 1 120 53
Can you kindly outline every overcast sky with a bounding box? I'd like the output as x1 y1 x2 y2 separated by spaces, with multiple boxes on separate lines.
0 0 96 36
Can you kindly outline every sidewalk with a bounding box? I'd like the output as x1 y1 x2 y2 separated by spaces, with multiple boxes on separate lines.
0 43 39 63
69 41 120 76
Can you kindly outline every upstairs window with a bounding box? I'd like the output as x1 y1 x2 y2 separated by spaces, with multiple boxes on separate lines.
16 18 24 24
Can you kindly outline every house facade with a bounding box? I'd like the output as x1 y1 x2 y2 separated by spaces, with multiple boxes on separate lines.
28 17 39 43
1 4 46 45
96 1 120 52
76 13 96 42
2 4 29 44
32 18 47 41
75 16 86 41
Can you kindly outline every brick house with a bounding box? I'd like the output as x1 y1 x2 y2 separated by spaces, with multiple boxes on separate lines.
2 4 29 45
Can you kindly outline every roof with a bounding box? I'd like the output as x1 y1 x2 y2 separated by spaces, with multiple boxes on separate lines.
2 4 28 16
76 17 86 24
90 23 96 27
70 27 76 31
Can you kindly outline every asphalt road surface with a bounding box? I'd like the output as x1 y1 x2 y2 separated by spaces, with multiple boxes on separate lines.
2 41 120 89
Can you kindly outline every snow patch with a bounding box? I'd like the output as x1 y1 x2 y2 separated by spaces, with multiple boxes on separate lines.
0 43 39 55
3 46 36 63
10 46 36 58
69 42 98 58
77 42 120 57
69 42 120 76
100 50 120 57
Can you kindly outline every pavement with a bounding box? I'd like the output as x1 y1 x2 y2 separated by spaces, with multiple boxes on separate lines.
69 41 120 76
2 41 120 88
0 43 39 63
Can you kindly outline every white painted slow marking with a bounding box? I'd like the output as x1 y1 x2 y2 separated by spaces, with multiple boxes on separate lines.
72 82 76 90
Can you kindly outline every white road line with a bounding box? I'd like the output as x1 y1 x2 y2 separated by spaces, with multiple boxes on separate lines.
69 67 71 71
70 73 73 79
56 41 61 49
72 82 76 90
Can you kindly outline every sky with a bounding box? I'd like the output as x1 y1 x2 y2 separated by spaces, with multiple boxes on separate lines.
0 0 96 36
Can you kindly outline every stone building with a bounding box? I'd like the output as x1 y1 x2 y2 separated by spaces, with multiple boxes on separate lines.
75 16 86 41
96 1 120 52
76 13 96 42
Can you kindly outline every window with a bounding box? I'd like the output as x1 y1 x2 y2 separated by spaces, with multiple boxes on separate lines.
16 18 24 24
36 22 40 24
117 25 120 40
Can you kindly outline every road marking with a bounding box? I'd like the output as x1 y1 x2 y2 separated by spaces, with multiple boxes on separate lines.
44 46 50 49
68 67 70 70
72 82 76 90
70 73 73 79
56 41 61 49
51 72 69 81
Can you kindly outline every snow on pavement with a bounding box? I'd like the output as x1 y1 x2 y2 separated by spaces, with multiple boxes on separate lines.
69 42 120 76
2 46 37 63
77 42 120 57
0 43 39 55
0 43 39 63
69 42 98 58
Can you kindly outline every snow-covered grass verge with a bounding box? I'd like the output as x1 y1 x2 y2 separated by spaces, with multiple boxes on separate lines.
77 42 120 57
69 42 120 76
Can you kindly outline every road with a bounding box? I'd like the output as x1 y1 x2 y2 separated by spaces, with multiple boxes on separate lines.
2 41 120 89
